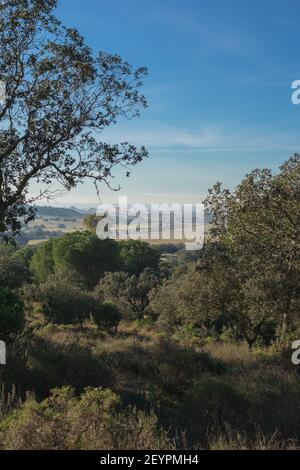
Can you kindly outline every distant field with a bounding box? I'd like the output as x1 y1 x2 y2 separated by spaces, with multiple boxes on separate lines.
27 217 84 232
24 216 84 245
24 216 209 247
27 239 46 246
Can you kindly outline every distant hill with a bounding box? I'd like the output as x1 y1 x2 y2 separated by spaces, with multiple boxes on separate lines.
32 205 212 223
34 206 86 219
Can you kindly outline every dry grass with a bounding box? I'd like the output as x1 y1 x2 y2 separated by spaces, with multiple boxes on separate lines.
2 320 300 449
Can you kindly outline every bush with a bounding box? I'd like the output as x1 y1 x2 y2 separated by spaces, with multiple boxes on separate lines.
91 301 121 334
179 377 248 444
0 288 24 341
0 386 173 450
39 275 91 327
0 245 32 289
95 268 160 321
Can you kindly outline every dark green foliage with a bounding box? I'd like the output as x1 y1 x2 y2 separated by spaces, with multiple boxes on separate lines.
150 155 300 349
30 232 121 287
0 287 24 340
95 268 160 320
119 240 160 275
29 239 55 284
91 300 121 334
0 245 33 288
205 154 300 343
38 275 91 326
177 377 248 446
51 233 121 288
30 235 160 291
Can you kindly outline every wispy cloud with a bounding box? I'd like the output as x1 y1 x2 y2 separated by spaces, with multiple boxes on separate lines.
102 119 300 152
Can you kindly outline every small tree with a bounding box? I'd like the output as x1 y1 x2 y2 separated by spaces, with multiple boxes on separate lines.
205 155 300 342
91 300 121 334
95 268 160 320
39 275 91 327
0 287 24 341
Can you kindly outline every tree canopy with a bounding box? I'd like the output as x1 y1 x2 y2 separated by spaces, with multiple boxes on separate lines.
149 155 300 348
38 273 91 326
91 300 121 334
119 240 160 275
0 0 148 238
205 154 300 342
30 231 121 287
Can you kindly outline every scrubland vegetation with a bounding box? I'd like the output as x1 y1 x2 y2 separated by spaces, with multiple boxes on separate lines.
0 321 299 449
0 0 299 452
0 155 300 450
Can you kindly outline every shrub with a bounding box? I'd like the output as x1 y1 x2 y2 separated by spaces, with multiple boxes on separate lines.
1 333 114 400
179 377 248 445
91 301 121 334
95 268 160 321
39 275 91 327
0 386 173 450
0 245 32 289
0 288 24 341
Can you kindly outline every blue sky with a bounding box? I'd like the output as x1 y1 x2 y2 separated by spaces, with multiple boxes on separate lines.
44 0 300 206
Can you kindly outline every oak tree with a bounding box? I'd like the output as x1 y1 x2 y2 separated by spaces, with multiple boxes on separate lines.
0 0 148 238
